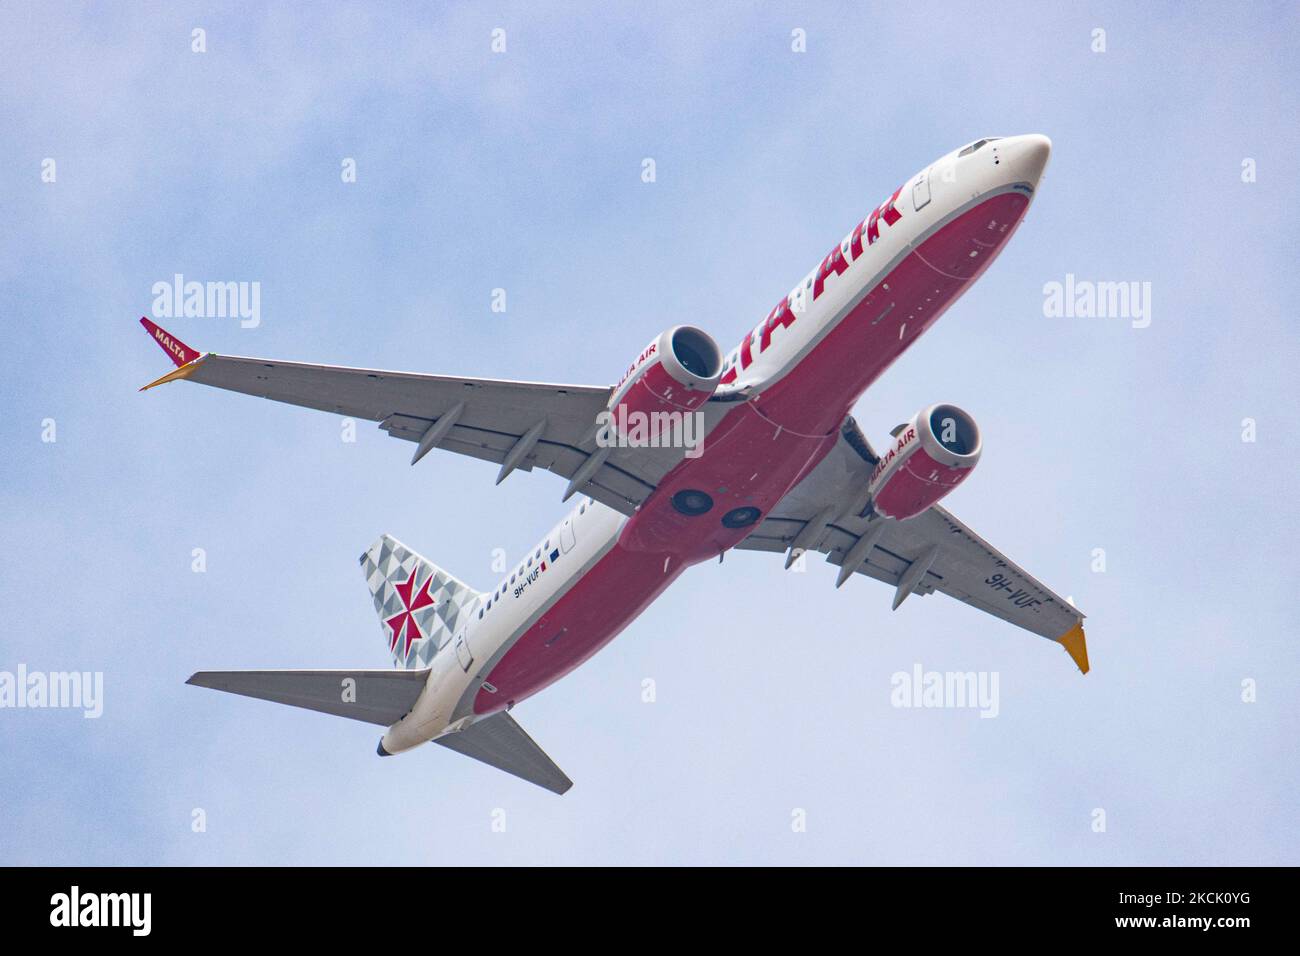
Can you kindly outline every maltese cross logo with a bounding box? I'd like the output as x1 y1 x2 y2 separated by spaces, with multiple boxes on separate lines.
386 568 437 656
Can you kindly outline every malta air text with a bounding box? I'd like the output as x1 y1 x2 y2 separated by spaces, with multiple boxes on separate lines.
870 424 918 485
721 185 904 385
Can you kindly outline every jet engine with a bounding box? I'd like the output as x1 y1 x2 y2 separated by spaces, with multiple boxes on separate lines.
603 326 722 442
867 403 981 520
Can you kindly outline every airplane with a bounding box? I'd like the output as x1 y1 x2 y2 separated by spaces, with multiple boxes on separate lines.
140 133 1087 795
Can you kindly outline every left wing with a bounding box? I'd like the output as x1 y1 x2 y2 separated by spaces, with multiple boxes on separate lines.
734 417 1089 673
138 318 706 515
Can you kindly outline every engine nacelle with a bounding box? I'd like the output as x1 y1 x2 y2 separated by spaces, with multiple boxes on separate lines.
603 326 722 441
868 403 981 520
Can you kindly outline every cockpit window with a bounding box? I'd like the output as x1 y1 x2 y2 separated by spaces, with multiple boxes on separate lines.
958 137 1002 157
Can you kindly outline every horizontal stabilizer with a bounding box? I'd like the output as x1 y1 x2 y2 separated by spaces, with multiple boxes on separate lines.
435 712 573 795
187 669 428 726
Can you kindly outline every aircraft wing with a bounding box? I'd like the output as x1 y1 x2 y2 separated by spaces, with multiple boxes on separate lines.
138 318 698 516
733 416 1090 673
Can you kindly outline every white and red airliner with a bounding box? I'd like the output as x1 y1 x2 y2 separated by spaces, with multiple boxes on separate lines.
141 134 1087 794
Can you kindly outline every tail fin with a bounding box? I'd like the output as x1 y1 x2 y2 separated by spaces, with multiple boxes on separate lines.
360 535 483 668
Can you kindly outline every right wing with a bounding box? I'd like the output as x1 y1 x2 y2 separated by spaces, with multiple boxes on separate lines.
734 416 1090 673
138 318 705 515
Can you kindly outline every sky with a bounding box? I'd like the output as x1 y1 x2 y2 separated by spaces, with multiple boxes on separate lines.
1 2 1297 866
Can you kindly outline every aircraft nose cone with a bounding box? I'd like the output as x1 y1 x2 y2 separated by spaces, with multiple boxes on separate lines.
1007 133 1052 184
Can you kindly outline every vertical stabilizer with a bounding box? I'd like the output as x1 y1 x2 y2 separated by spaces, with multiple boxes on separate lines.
359 535 483 668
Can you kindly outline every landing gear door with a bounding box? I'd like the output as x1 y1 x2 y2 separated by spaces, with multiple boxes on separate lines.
912 167 932 212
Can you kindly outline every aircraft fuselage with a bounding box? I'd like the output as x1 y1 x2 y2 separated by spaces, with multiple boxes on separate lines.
380 135 1052 755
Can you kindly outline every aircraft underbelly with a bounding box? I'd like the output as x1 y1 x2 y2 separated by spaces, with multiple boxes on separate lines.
473 192 1033 714
474 543 684 713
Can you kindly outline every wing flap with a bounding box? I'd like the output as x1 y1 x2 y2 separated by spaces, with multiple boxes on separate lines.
434 712 573 795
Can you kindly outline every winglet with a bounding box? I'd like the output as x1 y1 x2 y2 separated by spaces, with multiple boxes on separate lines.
1056 621 1090 675
139 357 206 391
140 317 200 367
138 317 208 391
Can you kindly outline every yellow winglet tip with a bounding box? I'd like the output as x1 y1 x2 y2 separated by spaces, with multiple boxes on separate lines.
1057 621 1089 675
139 354 206 392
